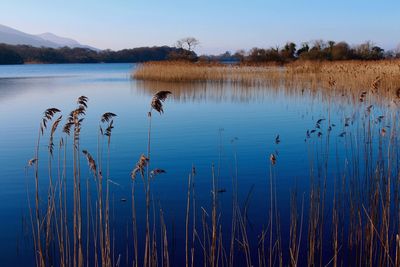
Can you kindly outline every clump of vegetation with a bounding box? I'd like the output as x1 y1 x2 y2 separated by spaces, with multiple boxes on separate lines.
133 60 400 99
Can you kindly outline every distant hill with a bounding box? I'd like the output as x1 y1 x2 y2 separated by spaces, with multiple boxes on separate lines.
37 32 99 51
0 24 98 50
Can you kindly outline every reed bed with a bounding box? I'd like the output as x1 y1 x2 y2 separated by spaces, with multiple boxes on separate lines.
26 79 400 266
133 60 400 99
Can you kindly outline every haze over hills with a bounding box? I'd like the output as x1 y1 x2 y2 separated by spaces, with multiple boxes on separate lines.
0 24 98 50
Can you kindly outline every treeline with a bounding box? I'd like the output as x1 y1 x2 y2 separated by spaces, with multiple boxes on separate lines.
2 40 400 65
201 40 400 63
0 43 195 65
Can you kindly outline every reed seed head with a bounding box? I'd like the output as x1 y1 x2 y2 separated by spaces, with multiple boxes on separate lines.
101 112 117 123
270 153 277 165
41 108 61 135
28 158 37 166
49 115 63 156
82 150 97 177
104 120 114 140
77 95 88 108
131 154 149 180
151 90 172 114
150 168 166 179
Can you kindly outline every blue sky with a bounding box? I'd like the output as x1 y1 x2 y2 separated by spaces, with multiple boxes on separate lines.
1 0 399 54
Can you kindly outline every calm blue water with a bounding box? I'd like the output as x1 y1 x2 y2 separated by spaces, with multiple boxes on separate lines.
0 63 395 266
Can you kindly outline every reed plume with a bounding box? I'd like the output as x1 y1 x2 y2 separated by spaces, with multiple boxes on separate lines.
41 108 61 135
82 150 97 177
151 91 172 114
101 112 117 123
131 154 149 180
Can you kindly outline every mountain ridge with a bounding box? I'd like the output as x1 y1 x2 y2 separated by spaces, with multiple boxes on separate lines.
0 24 98 50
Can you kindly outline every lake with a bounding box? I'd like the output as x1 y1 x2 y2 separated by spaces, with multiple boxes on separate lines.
0 63 397 266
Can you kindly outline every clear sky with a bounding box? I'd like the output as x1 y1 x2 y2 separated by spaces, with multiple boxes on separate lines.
1 0 399 54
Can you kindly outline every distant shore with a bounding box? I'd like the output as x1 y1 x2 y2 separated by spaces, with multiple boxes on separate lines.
0 43 186 65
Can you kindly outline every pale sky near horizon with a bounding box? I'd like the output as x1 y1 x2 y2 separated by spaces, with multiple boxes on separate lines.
1 0 399 54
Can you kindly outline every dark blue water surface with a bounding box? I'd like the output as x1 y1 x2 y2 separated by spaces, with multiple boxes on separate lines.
0 63 396 266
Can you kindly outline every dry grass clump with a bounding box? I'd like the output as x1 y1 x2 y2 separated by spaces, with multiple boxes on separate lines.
133 60 400 99
133 61 284 85
285 60 400 92
133 61 226 82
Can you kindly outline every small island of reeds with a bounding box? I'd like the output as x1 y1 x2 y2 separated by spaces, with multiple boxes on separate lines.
133 60 400 97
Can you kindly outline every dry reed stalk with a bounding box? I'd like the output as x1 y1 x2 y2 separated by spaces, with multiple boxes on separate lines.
36 107 61 266
332 185 339 267
258 228 267 267
45 115 63 263
396 235 400 266
289 195 297 266
104 118 115 267
269 160 274 267
211 165 217 267
185 173 192 267
86 178 90 267
190 166 196 267
151 198 159 267
201 207 209 267
236 204 252 267
142 90 171 267
57 138 66 267
131 177 138 267
229 140 239 267
159 207 170 267
94 111 117 267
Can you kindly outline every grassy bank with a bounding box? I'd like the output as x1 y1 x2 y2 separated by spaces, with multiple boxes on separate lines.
133 60 400 97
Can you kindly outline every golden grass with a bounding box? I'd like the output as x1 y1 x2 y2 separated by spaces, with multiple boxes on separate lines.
133 60 400 98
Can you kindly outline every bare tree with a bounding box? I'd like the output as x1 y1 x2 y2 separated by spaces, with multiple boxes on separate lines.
176 37 200 52
395 43 400 58
312 39 326 50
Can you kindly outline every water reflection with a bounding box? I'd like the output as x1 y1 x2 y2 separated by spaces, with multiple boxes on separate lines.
134 80 398 110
